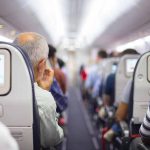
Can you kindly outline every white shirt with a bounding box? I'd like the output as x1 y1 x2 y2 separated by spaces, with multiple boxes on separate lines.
34 83 64 148
0 122 19 150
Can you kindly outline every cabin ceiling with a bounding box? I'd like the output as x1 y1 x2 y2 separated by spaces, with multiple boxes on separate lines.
0 0 150 50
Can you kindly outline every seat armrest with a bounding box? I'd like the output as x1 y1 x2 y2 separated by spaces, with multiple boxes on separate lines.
137 143 150 150
119 121 129 137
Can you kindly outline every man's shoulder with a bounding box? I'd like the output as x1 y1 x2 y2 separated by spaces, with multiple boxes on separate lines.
34 83 56 106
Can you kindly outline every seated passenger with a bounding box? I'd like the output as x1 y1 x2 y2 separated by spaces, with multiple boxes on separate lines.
79 65 87 100
103 49 138 108
103 73 115 107
85 50 107 114
48 44 67 94
0 122 19 150
104 79 132 141
57 58 68 84
103 49 139 141
13 32 64 148
47 45 68 113
85 50 107 96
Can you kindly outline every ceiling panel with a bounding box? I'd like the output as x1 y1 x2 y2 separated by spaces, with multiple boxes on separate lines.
0 0 52 43
0 0 150 50
66 0 87 36
93 0 150 49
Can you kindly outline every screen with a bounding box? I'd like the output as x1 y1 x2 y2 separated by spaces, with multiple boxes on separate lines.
112 63 117 73
126 59 137 73
0 55 4 85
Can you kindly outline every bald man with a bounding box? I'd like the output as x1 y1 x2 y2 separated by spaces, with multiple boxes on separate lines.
13 32 64 148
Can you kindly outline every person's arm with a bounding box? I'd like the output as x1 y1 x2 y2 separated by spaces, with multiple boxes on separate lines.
140 105 150 145
115 80 132 122
115 102 128 121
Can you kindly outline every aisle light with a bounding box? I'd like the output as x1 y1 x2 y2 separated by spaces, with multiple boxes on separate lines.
77 0 140 47
0 35 12 42
0 25 4 29
29 0 66 46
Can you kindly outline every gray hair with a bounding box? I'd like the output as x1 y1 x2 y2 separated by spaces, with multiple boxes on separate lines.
13 32 48 66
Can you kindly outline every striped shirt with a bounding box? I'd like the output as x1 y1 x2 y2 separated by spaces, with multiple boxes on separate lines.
140 104 150 139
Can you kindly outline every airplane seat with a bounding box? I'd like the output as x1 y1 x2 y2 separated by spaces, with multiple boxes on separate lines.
100 58 119 102
102 58 119 81
129 51 150 137
107 55 139 150
115 54 139 106
0 42 40 150
96 58 119 115
127 80 134 123
128 80 141 136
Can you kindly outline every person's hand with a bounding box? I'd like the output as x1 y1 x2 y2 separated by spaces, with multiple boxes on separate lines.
38 68 54 91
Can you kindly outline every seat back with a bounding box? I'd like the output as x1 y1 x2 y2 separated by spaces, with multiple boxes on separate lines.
96 58 119 98
115 55 139 105
0 42 40 150
132 51 150 124
102 57 119 82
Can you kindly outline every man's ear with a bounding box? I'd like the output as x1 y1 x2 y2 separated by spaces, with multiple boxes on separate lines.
37 59 46 76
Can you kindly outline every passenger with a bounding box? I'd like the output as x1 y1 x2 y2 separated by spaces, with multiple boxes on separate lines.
79 65 87 100
48 44 67 94
103 73 115 107
103 49 138 108
0 122 19 150
13 32 64 148
85 50 107 112
103 80 132 141
57 58 68 81
85 50 108 96
79 65 87 82
103 49 139 142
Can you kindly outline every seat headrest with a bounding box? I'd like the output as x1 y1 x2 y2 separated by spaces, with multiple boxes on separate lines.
0 42 40 150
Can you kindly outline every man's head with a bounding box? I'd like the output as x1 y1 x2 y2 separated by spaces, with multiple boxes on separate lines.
13 32 49 82
96 49 108 62
119 48 139 57
48 44 57 68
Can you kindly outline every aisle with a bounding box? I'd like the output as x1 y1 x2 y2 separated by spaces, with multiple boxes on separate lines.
66 86 97 150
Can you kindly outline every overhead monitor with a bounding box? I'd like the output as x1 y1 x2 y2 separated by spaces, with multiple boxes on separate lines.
125 58 138 77
0 49 11 95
